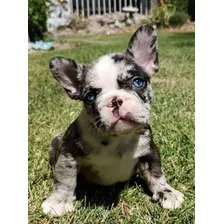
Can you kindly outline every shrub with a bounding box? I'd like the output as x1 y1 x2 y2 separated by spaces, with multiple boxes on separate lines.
169 11 190 27
168 0 194 21
28 0 51 41
141 0 191 28
147 2 176 27
167 0 189 13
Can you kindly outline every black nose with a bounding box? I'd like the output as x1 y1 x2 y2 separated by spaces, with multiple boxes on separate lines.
111 98 123 107
117 98 123 106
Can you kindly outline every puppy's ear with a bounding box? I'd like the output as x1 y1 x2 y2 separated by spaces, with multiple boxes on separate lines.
126 24 158 76
49 57 84 100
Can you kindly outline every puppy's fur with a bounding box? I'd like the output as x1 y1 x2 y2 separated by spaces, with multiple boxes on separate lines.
41 25 184 216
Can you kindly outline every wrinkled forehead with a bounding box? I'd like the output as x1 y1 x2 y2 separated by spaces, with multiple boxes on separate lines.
84 54 148 90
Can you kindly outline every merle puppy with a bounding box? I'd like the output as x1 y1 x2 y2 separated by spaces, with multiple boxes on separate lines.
41 25 184 216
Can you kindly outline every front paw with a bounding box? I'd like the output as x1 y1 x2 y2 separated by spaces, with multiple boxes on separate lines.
41 194 75 216
153 186 184 210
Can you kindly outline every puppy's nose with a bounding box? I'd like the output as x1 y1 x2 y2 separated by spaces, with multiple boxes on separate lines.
117 98 123 106
111 98 117 107
111 98 123 107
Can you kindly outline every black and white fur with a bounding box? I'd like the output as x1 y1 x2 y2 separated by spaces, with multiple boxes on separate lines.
41 25 184 216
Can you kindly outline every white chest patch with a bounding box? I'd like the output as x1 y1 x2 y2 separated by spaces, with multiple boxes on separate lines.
82 151 138 185
80 135 149 186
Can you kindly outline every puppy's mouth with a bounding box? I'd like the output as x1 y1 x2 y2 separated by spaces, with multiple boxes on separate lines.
112 106 134 120
91 106 146 135
115 115 138 125
109 111 143 135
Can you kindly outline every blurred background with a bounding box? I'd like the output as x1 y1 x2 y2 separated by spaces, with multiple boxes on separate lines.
28 0 195 50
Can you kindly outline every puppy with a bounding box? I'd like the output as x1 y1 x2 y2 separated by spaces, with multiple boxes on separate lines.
41 25 184 216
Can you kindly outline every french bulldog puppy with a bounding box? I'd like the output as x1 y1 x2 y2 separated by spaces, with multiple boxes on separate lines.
41 25 184 216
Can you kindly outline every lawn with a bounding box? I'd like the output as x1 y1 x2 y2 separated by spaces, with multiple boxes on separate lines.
28 31 195 224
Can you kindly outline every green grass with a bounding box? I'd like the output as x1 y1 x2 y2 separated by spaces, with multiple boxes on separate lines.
29 31 195 223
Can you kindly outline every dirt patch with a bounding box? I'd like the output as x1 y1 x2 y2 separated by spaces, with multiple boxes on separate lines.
54 22 194 37
54 41 78 50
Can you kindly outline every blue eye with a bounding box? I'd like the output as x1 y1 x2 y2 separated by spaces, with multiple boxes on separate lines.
133 78 144 88
86 92 95 102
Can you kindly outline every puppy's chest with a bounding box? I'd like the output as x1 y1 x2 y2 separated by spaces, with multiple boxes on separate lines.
80 138 149 185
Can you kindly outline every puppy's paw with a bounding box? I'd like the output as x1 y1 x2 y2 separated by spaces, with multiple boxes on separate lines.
41 194 74 216
153 186 184 210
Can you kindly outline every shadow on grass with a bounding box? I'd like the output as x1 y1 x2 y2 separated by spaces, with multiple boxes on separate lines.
166 32 195 48
75 175 151 209
168 32 195 39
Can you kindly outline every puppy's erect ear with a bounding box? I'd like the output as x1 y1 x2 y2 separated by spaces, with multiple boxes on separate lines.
49 57 84 100
126 24 158 76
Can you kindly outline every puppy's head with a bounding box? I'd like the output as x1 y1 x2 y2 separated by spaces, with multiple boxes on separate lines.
50 25 158 135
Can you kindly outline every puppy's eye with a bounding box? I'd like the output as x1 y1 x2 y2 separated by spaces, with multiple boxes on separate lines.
85 92 96 102
133 78 144 88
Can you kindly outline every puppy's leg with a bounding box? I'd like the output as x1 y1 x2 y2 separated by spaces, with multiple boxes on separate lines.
138 139 184 209
49 135 63 168
41 152 77 216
